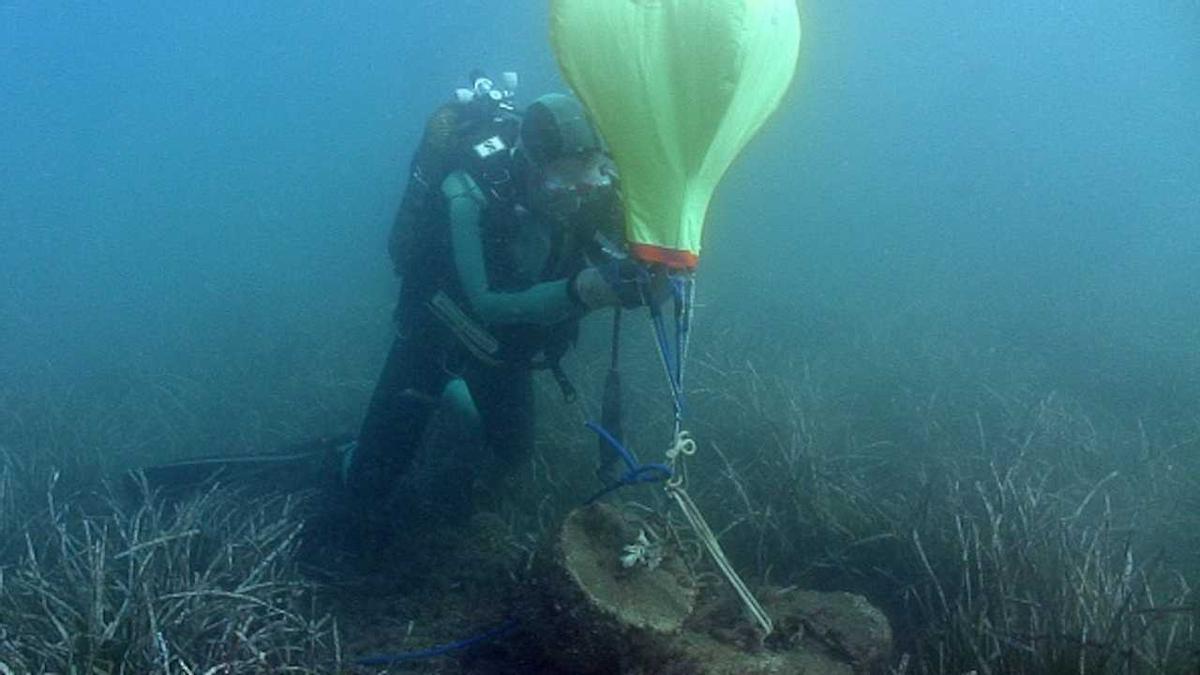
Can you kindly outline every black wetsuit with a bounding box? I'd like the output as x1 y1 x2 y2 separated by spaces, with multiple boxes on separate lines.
349 152 620 522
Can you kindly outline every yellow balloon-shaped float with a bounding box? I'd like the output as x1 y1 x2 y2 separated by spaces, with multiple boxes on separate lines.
550 0 802 269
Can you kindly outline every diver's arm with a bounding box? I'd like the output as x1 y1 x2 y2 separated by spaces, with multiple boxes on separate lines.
444 172 582 326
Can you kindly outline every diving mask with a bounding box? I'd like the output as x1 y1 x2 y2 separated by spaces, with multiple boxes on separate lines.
534 151 617 217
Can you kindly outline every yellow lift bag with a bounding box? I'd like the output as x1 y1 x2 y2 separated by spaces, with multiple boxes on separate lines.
550 0 801 270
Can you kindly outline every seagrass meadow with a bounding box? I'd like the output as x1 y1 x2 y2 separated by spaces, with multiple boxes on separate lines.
3 2 1198 673
1 299 1197 672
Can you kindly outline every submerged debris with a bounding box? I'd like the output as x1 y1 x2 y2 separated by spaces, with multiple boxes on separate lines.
522 502 893 674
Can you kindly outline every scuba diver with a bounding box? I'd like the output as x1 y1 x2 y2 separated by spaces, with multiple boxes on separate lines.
127 73 644 550
343 72 642 541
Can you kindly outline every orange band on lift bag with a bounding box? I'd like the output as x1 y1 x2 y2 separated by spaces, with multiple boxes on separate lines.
629 243 699 271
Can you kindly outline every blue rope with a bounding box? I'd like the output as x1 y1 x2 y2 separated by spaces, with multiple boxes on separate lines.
648 273 692 430
648 300 685 420
354 411 676 663
353 271 695 667
670 275 691 421
673 275 690 383
585 421 673 503
354 618 519 666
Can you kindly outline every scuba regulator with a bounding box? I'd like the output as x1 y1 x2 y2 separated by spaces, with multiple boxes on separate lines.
455 69 519 114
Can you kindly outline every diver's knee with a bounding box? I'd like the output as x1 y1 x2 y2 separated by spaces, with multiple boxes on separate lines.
441 377 482 430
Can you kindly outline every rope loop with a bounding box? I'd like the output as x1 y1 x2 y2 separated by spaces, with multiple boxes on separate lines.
664 429 696 488
665 430 696 460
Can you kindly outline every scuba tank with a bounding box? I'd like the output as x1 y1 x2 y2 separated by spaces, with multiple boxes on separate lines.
388 70 521 279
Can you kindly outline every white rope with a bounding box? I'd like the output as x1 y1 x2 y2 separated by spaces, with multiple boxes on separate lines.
645 273 773 635
668 484 773 635
661 428 772 635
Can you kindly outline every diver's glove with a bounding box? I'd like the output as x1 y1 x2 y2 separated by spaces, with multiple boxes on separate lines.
570 259 650 310
597 258 653 308
569 267 621 310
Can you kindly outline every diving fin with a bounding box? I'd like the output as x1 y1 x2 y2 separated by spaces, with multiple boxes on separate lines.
126 433 355 502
